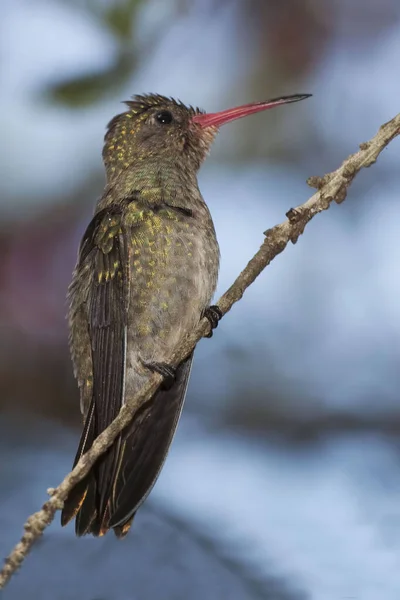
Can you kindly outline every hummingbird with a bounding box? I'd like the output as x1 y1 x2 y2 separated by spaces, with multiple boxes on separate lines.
61 92 311 537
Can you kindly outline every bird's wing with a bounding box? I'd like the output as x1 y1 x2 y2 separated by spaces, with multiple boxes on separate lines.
61 205 131 532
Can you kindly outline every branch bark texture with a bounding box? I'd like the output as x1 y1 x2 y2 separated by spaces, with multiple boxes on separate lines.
1 112 399 590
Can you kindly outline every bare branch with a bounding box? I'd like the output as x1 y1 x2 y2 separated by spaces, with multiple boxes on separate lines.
1 112 399 590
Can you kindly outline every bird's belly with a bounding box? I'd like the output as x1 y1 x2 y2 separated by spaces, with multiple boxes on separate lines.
126 224 219 382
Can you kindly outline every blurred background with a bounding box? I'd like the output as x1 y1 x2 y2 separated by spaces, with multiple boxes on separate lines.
1 0 400 598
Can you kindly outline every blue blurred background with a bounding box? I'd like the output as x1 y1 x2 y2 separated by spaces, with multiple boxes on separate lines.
1 1 400 599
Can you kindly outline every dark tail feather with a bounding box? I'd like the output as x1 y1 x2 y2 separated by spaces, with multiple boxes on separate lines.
74 474 97 535
108 353 194 533
61 397 116 536
113 514 136 538
62 353 193 537
61 400 96 529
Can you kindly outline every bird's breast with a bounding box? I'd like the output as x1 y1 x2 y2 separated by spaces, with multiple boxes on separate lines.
126 206 219 361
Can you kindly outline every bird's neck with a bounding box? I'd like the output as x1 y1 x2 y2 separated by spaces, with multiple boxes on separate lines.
102 158 202 210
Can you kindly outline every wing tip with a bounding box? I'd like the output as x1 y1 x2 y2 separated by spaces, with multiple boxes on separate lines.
112 514 136 538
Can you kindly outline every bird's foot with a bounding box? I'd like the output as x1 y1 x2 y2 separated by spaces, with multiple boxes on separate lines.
145 361 176 390
202 305 223 338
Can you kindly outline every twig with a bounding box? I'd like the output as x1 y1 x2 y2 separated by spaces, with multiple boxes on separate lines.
1 112 399 590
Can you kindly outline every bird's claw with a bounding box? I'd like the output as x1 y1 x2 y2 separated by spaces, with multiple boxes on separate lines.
145 361 176 390
202 305 222 338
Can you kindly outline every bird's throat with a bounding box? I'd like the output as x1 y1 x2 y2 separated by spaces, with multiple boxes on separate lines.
105 159 200 212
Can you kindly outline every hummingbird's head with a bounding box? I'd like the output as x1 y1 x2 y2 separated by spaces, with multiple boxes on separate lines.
103 93 311 180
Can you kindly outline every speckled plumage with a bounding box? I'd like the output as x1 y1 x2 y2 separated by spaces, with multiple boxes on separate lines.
62 94 220 537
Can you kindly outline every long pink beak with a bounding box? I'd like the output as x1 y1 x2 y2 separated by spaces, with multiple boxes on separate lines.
192 94 311 128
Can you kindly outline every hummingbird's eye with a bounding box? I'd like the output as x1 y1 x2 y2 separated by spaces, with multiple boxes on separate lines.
155 110 173 125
